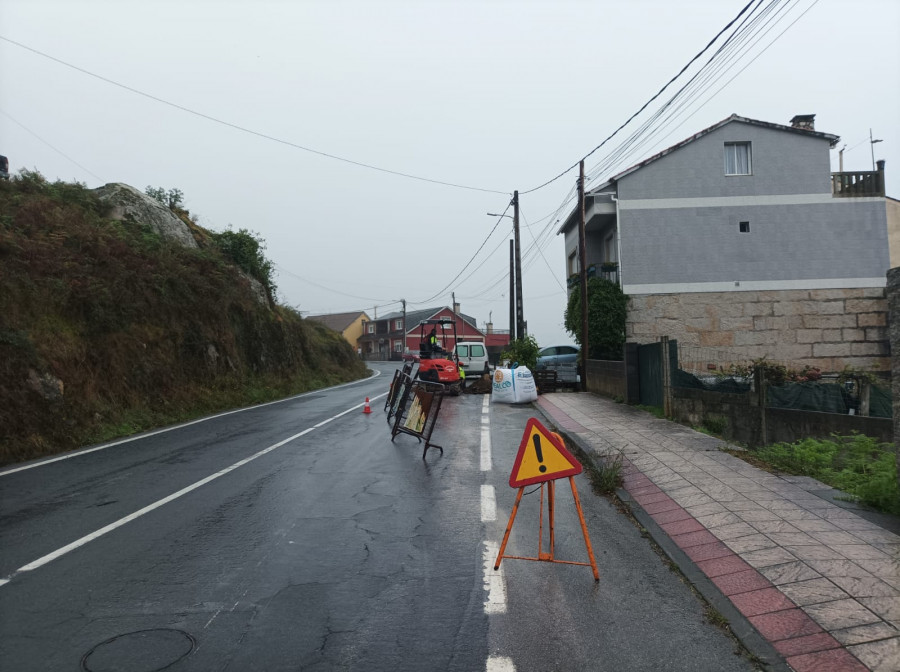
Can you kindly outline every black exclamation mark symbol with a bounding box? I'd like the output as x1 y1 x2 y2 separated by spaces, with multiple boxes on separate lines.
533 435 547 473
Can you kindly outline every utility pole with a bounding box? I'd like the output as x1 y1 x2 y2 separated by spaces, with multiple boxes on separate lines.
513 190 524 340
870 128 883 172
401 298 407 356
578 161 589 392
509 240 516 341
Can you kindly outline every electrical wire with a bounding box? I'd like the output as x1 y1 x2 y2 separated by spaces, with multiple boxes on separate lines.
0 107 103 181
509 0 818 294
585 0 818 191
519 0 758 196
409 201 514 306
273 263 397 303
582 0 793 188
0 35 510 196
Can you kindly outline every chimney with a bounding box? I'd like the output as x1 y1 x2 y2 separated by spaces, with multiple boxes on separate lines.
790 114 816 131
453 301 460 315
486 321 494 334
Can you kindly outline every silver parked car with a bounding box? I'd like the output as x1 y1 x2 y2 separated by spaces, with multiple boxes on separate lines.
536 344 580 385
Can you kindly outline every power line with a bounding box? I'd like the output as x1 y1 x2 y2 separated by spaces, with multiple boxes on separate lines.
410 201 515 306
0 35 509 196
519 0 758 196
506 0 816 296
273 263 396 303
0 107 104 181
583 0 793 188
586 0 817 191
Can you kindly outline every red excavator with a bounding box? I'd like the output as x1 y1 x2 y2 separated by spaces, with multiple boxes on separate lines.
414 318 462 395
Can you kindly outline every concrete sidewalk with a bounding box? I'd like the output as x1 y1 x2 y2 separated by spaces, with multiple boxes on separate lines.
536 392 900 672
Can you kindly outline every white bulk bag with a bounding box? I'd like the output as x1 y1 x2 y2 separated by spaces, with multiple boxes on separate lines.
511 366 538 403
491 367 516 404
491 365 538 404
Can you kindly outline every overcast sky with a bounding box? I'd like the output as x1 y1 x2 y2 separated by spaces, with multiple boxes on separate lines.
2 0 898 348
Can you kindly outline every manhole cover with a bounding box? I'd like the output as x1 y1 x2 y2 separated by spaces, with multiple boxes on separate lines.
81 628 195 672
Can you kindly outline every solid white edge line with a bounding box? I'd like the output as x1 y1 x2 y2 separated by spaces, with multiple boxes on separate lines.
482 540 507 615
480 485 496 522
0 369 384 477
5 396 383 583
486 656 516 672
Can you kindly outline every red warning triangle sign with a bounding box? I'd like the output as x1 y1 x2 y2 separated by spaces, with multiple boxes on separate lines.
509 417 582 488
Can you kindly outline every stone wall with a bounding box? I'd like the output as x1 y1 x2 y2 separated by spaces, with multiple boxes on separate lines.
627 287 889 372
585 360 626 398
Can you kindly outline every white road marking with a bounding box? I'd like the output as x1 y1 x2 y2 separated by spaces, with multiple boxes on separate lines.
0 371 383 477
481 485 496 522
480 395 491 471
486 656 516 672
3 396 387 586
482 540 507 614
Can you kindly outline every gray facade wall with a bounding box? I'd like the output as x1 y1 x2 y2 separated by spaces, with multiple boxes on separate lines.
621 200 888 287
617 120 833 200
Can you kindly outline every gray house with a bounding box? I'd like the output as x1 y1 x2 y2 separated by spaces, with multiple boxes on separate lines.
559 114 890 373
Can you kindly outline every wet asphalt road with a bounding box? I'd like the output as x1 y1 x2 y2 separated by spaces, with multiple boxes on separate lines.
0 362 757 671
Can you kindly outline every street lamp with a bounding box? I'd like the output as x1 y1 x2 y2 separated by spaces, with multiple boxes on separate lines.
487 192 524 341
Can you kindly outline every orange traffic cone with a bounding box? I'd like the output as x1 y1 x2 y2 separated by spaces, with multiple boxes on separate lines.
363 397 372 414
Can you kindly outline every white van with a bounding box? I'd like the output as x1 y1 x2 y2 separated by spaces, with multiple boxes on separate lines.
455 341 490 376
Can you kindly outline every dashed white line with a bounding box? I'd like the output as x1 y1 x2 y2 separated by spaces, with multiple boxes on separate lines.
481 485 497 522
486 656 516 672
480 396 492 471
482 541 507 614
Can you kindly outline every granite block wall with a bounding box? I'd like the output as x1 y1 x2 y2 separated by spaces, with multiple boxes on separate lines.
627 287 888 372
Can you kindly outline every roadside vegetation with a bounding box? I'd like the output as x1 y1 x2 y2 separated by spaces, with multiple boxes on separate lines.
727 436 899 515
564 277 628 360
499 334 540 370
629 402 899 515
0 172 367 465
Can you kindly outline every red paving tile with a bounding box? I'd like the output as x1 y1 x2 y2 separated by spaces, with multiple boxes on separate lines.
661 518 706 536
696 554 754 578
786 648 869 672
641 499 682 514
730 587 796 617
683 541 733 563
773 632 842 657
748 608 822 641
650 508 694 525
671 529 719 549
711 569 772 596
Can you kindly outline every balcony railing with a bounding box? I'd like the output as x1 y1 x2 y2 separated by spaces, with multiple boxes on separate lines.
567 263 619 288
831 171 885 197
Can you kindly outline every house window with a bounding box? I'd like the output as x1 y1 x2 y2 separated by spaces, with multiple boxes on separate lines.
394 341 402 353
395 319 403 330
724 142 751 175
367 324 375 334
568 250 578 276
739 221 750 233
